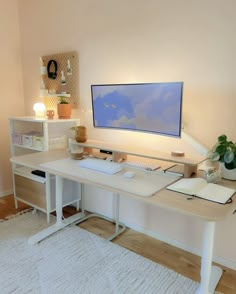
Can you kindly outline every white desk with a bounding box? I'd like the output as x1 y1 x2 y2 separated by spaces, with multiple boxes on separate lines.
10 150 236 294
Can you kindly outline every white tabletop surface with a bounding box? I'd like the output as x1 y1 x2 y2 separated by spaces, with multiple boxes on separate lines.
10 150 236 221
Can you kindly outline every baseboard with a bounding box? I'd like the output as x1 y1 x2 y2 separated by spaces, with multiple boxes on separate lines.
88 207 236 271
123 220 236 271
0 189 13 198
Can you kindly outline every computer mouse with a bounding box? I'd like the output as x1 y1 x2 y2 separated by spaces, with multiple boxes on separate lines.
123 171 135 178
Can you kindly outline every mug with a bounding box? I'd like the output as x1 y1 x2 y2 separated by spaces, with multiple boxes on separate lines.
46 109 55 119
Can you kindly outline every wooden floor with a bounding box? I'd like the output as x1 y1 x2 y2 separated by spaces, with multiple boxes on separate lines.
1 195 236 293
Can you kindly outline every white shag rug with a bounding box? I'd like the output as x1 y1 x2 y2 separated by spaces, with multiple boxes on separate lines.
0 212 204 294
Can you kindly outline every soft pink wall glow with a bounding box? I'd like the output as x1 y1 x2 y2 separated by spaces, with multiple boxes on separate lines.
15 0 236 268
0 0 24 196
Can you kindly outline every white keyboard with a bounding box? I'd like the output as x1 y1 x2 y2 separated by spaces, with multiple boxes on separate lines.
79 158 122 174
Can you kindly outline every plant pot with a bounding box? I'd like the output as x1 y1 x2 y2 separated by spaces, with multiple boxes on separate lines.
57 104 72 119
220 163 236 180
75 126 87 143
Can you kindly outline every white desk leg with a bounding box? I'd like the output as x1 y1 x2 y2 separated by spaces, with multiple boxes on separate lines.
106 192 125 241
75 191 125 241
196 221 223 294
115 193 120 234
55 175 63 226
46 172 51 224
28 175 84 245
80 183 85 215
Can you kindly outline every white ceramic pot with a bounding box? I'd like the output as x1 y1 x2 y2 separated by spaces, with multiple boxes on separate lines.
220 163 236 180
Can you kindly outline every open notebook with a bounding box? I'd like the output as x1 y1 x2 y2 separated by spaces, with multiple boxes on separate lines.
167 178 235 204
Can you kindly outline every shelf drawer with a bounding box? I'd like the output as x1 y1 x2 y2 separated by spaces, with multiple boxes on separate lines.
14 174 46 209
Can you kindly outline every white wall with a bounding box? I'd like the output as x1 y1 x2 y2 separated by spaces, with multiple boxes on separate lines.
0 0 24 196
18 0 236 268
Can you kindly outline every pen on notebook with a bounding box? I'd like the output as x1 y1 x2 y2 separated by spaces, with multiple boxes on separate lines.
187 195 195 200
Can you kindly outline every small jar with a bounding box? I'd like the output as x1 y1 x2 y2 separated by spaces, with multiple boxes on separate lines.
203 167 221 183
75 126 87 143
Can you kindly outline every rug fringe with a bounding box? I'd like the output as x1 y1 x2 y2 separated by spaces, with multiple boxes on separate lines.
0 208 33 222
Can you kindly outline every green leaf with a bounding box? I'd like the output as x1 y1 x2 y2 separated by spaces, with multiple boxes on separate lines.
224 150 234 163
211 135 236 169
218 134 227 143
215 144 227 156
58 96 69 104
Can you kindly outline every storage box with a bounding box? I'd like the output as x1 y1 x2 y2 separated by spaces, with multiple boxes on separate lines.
32 136 44 149
12 133 22 145
22 131 41 147
22 134 33 147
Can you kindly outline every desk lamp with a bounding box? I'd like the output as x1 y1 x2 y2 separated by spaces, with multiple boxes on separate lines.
33 102 46 117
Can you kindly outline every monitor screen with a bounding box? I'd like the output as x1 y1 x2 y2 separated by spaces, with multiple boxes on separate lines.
91 82 183 138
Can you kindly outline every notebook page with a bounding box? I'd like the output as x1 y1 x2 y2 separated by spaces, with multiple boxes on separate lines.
167 178 207 195
197 183 235 204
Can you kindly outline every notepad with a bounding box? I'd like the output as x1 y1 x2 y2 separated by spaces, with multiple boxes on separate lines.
167 178 235 204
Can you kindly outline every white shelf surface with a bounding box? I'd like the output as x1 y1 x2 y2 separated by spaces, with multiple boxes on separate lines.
72 139 205 166
13 143 45 152
9 117 80 123
47 93 71 98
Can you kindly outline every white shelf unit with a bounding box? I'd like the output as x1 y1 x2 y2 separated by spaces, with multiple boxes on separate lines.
9 117 81 222
69 139 205 178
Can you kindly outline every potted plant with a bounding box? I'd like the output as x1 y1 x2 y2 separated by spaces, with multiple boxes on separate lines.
208 134 236 180
57 96 72 119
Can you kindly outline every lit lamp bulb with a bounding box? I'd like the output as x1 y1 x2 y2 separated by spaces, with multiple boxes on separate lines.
33 103 46 117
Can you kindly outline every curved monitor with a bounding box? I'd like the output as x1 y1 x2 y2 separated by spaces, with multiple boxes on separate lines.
91 82 183 138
